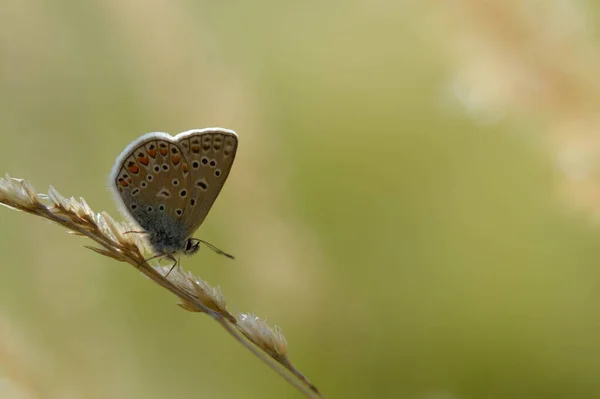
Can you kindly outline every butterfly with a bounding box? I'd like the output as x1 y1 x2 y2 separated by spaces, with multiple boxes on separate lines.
110 128 237 270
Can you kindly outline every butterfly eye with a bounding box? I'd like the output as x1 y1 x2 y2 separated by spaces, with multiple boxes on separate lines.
185 240 192 251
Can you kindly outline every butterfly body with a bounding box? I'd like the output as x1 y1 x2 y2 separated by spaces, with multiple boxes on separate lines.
110 128 238 258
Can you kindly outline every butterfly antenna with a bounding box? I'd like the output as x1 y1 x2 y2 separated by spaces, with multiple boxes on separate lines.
198 240 235 259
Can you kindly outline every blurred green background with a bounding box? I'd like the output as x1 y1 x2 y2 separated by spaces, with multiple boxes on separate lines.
2 1 600 398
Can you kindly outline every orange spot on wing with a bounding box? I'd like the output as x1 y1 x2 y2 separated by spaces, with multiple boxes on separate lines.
191 145 200 153
159 148 168 156
148 149 157 158
119 180 129 187
138 156 149 166
182 163 189 173
128 165 139 174
171 155 181 165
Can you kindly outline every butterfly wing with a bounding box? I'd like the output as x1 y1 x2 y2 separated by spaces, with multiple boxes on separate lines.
110 132 192 252
174 128 238 238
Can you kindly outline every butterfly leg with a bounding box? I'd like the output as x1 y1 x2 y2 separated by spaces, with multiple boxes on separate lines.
164 254 179 278
123 230 149 235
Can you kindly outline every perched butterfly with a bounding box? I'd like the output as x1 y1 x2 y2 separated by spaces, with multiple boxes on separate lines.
110 128 237 270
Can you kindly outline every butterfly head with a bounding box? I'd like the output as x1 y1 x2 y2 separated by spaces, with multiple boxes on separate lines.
183 238 201 256
181 237 235 259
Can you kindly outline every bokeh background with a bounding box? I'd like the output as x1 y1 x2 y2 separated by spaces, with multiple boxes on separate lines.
2 1 600 398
